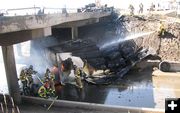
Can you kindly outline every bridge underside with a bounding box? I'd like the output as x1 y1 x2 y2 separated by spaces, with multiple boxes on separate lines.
0 12 112 104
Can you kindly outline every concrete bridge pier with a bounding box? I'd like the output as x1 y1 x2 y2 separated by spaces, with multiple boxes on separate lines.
71 26 78 39
2 46 21 104
0 27 52 104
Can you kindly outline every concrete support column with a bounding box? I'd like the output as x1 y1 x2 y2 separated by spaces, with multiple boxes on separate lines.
2 46 21 104
71 26 78 39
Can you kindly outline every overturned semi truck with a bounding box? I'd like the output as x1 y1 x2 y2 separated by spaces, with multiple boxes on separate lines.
50 32 157 85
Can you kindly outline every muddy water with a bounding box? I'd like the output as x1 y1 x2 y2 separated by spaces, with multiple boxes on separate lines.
57 68 180 109
57 69 155 108
1 62 179 109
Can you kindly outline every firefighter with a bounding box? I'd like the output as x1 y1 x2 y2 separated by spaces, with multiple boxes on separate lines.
38 85 47 98
44 69 50 90
129 4 134 16
73 65 83 89
139 3 143 14
50 72 55 89
62 58 73 72
49 72 56 95
43 68 55 97
60 58 73 84
51 64 60 85
158 21 165 36
83 59 95 77
150 3 155 12
19 69 29 95
26 65 37 88
19 65 37 95
44 68 50 82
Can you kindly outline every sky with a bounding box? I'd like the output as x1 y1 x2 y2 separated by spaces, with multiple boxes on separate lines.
0 0 95 9
0 0 159 9
0 0 174 15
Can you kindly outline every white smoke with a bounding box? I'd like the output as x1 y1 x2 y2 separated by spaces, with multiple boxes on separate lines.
14 37 58 76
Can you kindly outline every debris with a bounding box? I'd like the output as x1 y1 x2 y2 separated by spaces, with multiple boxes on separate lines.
50 36 153 85
0 95 20 113
159 61 170 72
159 61 180 72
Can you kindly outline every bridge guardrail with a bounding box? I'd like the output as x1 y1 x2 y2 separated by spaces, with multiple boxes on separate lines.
0 7 80 16
0 6 114 17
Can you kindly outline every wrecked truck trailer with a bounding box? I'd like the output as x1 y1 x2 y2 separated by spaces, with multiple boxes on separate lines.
50 38 154 85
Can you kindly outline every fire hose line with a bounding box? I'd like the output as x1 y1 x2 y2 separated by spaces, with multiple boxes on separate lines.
0 103 4 113
35 73 44 85
47 96 58 111
3 94 8 113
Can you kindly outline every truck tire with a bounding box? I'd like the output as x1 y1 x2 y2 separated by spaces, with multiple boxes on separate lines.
159 61 170 72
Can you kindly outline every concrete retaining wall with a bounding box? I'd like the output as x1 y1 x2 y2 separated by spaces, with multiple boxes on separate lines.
22 96 164 113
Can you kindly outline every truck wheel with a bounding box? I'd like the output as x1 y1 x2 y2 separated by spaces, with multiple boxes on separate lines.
159 61 170 72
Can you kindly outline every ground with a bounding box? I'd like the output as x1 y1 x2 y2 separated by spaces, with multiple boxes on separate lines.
19 104 108 113
122 14 180 62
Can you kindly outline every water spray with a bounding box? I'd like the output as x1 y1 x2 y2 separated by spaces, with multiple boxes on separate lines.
115 14 122 22
100 31 155 50
34 73 44 85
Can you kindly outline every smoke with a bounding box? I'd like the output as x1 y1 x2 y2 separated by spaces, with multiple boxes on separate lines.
14 37 58 76
29 41 53 74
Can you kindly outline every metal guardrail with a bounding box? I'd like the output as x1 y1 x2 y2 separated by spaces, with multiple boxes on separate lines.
0 7 78 16
0 6 114 17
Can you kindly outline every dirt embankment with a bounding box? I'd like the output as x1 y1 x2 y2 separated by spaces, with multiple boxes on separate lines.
123 15 180 62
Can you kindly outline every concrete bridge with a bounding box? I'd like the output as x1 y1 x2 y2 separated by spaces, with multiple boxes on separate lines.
0 12 111 46
0 10 168 113
0 11 112 104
